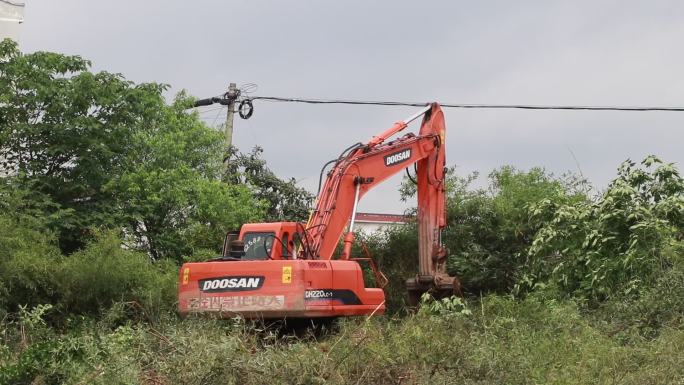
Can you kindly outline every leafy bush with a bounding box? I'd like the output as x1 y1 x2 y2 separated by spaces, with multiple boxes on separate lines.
442 167 585 293
392 166 585 296
359 166 588 311
0 214 62 315
0 219 176 321
590 240 684 340
524 156 684 302
55 231 177 319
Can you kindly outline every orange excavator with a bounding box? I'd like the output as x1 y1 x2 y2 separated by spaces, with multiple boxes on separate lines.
178 103 460 319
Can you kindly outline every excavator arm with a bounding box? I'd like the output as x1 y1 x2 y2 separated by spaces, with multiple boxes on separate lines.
303 103 459 302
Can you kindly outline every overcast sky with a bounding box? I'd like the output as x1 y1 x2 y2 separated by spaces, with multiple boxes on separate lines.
16 0 684 213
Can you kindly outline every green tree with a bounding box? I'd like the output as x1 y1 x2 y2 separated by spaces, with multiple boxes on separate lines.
106 97 266 260
224 146 314 222
0 39 265 259
0 38 166 252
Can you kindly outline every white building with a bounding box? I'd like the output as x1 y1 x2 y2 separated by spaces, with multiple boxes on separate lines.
0 0 24 42
354 212 410 234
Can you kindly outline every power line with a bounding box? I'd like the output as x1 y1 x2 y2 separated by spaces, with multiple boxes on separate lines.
195 106 226 114
210 106 227 126
248 96 684 112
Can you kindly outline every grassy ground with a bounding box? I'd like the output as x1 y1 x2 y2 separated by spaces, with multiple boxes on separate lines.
2 295 682 385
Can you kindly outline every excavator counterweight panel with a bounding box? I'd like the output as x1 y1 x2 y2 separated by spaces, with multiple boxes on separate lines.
178 259 385 319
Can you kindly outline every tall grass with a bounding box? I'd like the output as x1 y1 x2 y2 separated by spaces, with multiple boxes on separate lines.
2 295 682 385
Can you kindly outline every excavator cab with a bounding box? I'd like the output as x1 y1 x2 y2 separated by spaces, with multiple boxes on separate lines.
220 223 301 261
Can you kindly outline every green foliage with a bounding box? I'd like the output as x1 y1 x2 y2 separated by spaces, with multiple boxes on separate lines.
590 244 684 341
525 156 684 302
396 166 584 295
224 146 314 222
445 167 586 293
0 39 269 260
56 231 177 318
0 178 70 231
418 293 472 317
0 219 176 320
0 38 168 253
0 212 62 315
107 95 266 260
355 227 420 312
0 340 58 385
2 296 683 385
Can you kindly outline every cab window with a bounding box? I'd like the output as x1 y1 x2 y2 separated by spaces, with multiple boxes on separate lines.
243 232 275 260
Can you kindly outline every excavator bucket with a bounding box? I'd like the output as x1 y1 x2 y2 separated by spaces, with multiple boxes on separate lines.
405 274 462 307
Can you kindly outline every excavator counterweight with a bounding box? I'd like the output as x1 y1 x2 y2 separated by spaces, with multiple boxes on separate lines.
178 103 460 319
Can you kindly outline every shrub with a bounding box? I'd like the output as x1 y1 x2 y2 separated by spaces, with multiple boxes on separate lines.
591 240 684 340
355 227 420 313
390 167 585 297
55 231 177 319
0 221 176 322
443 167 586 294
524 156 684 302
0 214 62 315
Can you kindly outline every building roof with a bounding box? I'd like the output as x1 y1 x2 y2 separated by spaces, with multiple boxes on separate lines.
0 0 24 24
0 1 25 7
355 212 410 224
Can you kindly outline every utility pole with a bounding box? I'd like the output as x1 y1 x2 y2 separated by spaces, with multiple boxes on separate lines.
193 83 240 149
192 83 241 170
223 82 239 149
